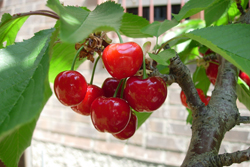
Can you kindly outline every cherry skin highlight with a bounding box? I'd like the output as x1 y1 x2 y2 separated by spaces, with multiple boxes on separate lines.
54 70 87 106
90 96 131 134
71 85 104 116
124 76 167 112
102 42 143 79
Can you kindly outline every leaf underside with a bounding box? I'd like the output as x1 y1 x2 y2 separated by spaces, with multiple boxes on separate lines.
0 28 54 167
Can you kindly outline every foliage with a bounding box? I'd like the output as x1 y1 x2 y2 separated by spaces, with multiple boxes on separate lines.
0 0 249 166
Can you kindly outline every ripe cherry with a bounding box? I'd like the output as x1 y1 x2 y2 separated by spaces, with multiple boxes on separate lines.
239 71 250 87
206 60 219 85
90 96 131 134
54 70 87 106
102 42 143 79
71 85 104 116
112 112 137 140
180 88 210 108
102 77 122 97
199 48 214 57
124 76 167 112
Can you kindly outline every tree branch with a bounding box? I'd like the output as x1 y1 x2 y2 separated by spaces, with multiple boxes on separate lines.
236 0 245 15
208 148 250 166
237 116 250 124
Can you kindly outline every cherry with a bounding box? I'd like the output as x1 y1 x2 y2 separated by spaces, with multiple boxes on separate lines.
102 77 122 97
124 76 167 112
102 42 143 79
90 96 131 133
206 60 219 85
180 88 210 108
199 48 214 57
54 70 87 106
239 71 250 87
112 112 137 140
71 85 104 116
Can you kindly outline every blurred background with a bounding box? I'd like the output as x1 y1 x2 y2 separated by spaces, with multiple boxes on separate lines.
1 0 250 167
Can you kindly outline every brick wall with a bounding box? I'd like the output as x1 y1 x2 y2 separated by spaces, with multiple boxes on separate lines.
1 0 250 166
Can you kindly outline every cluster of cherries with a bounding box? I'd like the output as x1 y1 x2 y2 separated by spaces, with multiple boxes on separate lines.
180 48 250 108
54 42 168 140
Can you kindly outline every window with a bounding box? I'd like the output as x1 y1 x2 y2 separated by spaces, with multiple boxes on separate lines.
127 5 181 21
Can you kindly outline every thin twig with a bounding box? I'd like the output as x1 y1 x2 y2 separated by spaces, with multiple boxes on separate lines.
209 147 250 166
236 0 245 15
13 10 59 20
237 116 250 124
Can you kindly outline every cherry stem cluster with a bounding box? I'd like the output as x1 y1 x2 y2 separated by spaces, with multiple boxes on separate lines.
71 45 85 71
113 79 123 98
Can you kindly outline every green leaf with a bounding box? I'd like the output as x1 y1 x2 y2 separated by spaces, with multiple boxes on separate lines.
47 0 124 43
183 24 250 77
141 19 178 37
148 49 176 66
186 108 193 124
120 13 151 38
0 13 29 48
49 42 86 83
204 0 231 26
192 66 210 95
133 110 152 129
173 0 219 21
157 64 169 74
0 28 54 167
236 77 250 111
214 0 248 26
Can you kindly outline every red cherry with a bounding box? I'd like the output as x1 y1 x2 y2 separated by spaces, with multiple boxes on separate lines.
180 88 209 108
204 96 211 106
112 112 137 140
71 85 104 116
54 70 87 106
102 42 143 79
239 71 250 87
90 96 131 133
206 60 219 85
102 77 122 97
199 48 214 57
124 76 167 112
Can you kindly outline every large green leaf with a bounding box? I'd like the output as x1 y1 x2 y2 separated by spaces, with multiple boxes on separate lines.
133 110 152 129
120 13 151 38
49 42 86 83
183 24 250 77
0 28 54 167
173 0 220 21
47 0 124 43
0 13 29 48
141 19 179 37
204 0 230 26
236 78 250 111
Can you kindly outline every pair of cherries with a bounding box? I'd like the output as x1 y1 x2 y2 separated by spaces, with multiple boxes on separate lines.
180 88 211 108
54 42 168 140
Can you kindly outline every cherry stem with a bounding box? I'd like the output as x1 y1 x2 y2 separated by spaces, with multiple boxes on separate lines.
142 53 148 79
115 30 123 43
90 56 101 85
113 79 124 98
71 45 85 71
120 78 127 98
13 10 59 20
